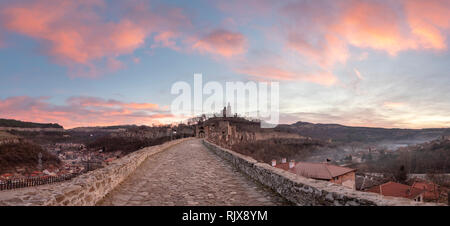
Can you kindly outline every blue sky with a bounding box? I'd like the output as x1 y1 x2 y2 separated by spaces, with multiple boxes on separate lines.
0 0 449 129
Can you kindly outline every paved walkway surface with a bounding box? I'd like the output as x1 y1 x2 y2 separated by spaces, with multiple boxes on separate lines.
98 139 290 206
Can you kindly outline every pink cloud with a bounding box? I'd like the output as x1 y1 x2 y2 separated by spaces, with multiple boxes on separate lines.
2 1 139 64
67 96 159 110
192 29 247 58
234 48 339 86
238 66 337 86
283 0 450 61
405 0 450 50
234 0 450 84
0 0 189 77
287 33 349 68
0 96 175 128
151 31 180 50
332 1 414 55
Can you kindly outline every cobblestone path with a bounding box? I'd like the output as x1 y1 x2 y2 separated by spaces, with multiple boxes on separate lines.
98 139 290 206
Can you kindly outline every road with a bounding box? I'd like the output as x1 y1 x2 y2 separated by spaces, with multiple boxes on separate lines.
97 139 290 206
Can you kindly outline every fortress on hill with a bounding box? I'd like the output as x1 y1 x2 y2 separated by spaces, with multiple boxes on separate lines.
195 105 304 149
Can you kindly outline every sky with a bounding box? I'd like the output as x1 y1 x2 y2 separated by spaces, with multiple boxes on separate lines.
0 0 449 129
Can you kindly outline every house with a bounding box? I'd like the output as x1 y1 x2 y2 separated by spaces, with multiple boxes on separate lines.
272 159 356 190
411 180 440 202
366 181 425 202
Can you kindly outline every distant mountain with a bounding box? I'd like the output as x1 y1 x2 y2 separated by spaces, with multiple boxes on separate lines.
276 121 450 143
69 125 138 131
0 118 63 129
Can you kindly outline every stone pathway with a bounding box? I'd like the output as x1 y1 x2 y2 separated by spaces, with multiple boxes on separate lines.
97 139 290 206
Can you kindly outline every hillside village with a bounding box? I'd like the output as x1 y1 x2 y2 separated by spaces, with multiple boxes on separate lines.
195 106 449 204
0 115 449 204
0 119 195 188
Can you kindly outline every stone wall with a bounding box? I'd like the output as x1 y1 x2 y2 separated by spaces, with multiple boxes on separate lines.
198 117 304 149
0 138 192 206
203 140 442 206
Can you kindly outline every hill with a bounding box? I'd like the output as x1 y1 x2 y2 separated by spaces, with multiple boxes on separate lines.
396 137 450 174
276 121 450 143
231 138 335 163
345 136 450 180
0 141 60 174
0 118 63 129
87 124 195 154
69 125 138 131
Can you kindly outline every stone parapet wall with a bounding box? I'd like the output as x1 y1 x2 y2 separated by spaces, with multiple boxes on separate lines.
203 140 442 206
0 138 192 206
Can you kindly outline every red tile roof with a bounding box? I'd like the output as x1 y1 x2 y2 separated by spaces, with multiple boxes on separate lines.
288 162 355 180
411 181 440 201
367 181 425 199
274 162 291 171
